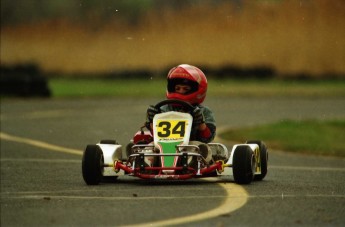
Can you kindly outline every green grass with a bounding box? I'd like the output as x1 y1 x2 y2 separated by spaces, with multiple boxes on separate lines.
209 79 345 97
220 119 345 157
49 78 345 98
49 78 166 98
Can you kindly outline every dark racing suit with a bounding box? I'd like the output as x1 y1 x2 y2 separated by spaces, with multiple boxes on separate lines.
159 104 216 143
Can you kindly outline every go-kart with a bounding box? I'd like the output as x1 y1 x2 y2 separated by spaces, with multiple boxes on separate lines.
82 99 268 185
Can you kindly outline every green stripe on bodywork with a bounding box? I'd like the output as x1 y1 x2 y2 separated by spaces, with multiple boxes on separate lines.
158 141 182 167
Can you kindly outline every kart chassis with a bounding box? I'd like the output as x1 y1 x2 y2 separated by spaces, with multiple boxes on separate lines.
82 100 268 185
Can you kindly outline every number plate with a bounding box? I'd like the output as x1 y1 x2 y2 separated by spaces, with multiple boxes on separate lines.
153 111 193 167
153 111 192 144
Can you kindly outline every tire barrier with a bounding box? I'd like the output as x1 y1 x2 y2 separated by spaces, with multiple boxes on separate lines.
0 64 51 97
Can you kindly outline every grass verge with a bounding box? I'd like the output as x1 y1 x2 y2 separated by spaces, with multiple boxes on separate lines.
49 78 166 98
219 119 345 157
49 78 345 98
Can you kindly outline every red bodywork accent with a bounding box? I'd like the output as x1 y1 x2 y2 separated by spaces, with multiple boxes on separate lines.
133 130 153 144
114 161 224 180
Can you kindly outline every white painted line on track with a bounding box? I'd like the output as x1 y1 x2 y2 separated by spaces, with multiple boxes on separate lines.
248 194 345 199
5 193 344 201
0 131 249 226
5 193 246 201
3 180 247 227
269 165 345 172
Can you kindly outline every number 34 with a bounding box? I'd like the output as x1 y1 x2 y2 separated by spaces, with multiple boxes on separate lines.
157 121 186 138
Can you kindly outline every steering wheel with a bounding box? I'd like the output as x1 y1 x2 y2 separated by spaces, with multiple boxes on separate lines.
154 99 195 113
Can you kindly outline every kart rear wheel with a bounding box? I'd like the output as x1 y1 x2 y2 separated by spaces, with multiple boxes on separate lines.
82 145 104 185
246 140 268 181
232 145 255 184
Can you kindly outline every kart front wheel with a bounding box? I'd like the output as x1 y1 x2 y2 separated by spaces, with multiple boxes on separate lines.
232 145 255 184
82 145 104 185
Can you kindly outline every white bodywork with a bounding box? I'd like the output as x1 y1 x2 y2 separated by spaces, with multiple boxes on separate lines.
97 143 124 176
228 143 259 165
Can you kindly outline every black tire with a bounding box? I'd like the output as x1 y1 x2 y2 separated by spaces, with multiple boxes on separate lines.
232 145 255 184
246 140 268 181
82 145 104 185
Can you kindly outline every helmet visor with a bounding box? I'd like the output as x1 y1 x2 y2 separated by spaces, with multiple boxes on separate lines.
167 78 198 95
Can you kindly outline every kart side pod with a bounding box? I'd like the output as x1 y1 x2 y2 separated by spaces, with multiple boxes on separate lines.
97 143 124 177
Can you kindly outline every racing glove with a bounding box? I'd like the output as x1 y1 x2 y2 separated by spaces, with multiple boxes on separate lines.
192 107 205 126
146 105 159 123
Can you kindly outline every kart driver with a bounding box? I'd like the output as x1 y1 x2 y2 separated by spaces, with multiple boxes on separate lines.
145 64 216 163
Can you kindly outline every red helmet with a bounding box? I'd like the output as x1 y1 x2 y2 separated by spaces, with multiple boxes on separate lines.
166 64 208 105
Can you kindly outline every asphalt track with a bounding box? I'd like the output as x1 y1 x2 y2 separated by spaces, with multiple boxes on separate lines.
1 97 345 226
